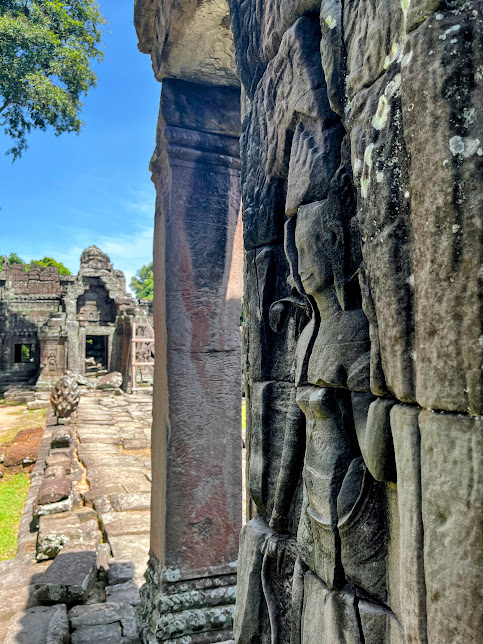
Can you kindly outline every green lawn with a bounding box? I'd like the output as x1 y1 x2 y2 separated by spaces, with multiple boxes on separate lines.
0 471 30 561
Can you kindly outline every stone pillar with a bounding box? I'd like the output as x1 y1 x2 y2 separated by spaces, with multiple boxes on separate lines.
138 78 243 643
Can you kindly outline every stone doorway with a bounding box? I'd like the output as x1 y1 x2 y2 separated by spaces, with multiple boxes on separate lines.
85 335 108 373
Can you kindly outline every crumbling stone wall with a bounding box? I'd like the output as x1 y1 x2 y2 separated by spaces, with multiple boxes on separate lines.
0 261 67 388
0 247 150 391
231 2 483 643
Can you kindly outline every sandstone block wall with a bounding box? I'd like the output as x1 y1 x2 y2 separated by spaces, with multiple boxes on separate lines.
231 2 482 643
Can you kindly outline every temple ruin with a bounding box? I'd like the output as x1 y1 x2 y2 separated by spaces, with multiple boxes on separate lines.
135 1 483 643
0 1 480 642
0 246 153 393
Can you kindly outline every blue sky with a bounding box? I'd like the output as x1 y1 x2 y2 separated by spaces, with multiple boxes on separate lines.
0 0 160 287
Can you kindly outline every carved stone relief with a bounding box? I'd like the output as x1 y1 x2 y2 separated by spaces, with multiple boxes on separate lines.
233 2 482 643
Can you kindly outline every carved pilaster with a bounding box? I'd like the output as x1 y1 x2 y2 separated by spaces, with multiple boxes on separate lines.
138 79 242 643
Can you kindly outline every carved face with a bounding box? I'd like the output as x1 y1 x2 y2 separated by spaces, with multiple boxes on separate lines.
294 202 342 297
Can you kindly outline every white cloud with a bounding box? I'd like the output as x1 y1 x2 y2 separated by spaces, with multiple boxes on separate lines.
13 186 155 294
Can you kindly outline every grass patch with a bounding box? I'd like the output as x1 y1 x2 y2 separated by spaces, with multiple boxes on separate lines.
0 399 23 407
0 405 46 446
0 470 30 561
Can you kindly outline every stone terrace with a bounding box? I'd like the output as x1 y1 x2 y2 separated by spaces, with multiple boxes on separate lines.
0 391 152 644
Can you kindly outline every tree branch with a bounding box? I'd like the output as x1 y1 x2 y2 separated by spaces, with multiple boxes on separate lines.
0 100 13 114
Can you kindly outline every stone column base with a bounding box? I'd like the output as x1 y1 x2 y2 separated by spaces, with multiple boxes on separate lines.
137 554 237 644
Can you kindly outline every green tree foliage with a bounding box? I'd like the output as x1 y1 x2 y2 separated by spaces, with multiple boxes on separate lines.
29 256 70 274
5 251 24 264
0 0 105 159
130 262 154 300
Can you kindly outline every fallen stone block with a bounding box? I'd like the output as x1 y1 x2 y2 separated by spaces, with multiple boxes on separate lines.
106 581 141 606
107 561 136 586
96 372 123 390
33 493 73 522
36 512 101 561
69 601 136 631
44 465 67 479
71 623 122 644
37 512 83 561
45 453 71 473
27 400 50 410
37 477 72 505
97 542 111 581
34 550 97 605
49 447 73 460
51 427 72 449
84 580 107 606
35 392 51 401
5 604 69 644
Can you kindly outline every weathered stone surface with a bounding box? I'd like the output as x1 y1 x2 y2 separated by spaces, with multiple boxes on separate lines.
233 515 270 643
106 581 141 606
244 244 307 383
2 426 43 468
420 410 483 643
228 0 320 98
5 605 69 644
248 381 299 519
97 542 111 579
107 561 137 586
135 3 483 643
37 477 72 505
69 601 136 629
34 550 97 605
390 404 427 643
121 438 149 450
402 9 483 414
338 463 389 604
87 467 151 496
45 453 71 472
241 16 343 249
135 0 239 87
37 512 101 561
343 0 405 101
44 465 67 479
100 510 151 539
27 400 50 410
107 534 149 565
51 426 72 448
50 372 80 420
110 493 151 512
348 63 415 402
71 623 122 644
301 573 360 642
96 372 123 390
353 395 396 482
33 493 73 521
358 598 404 644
